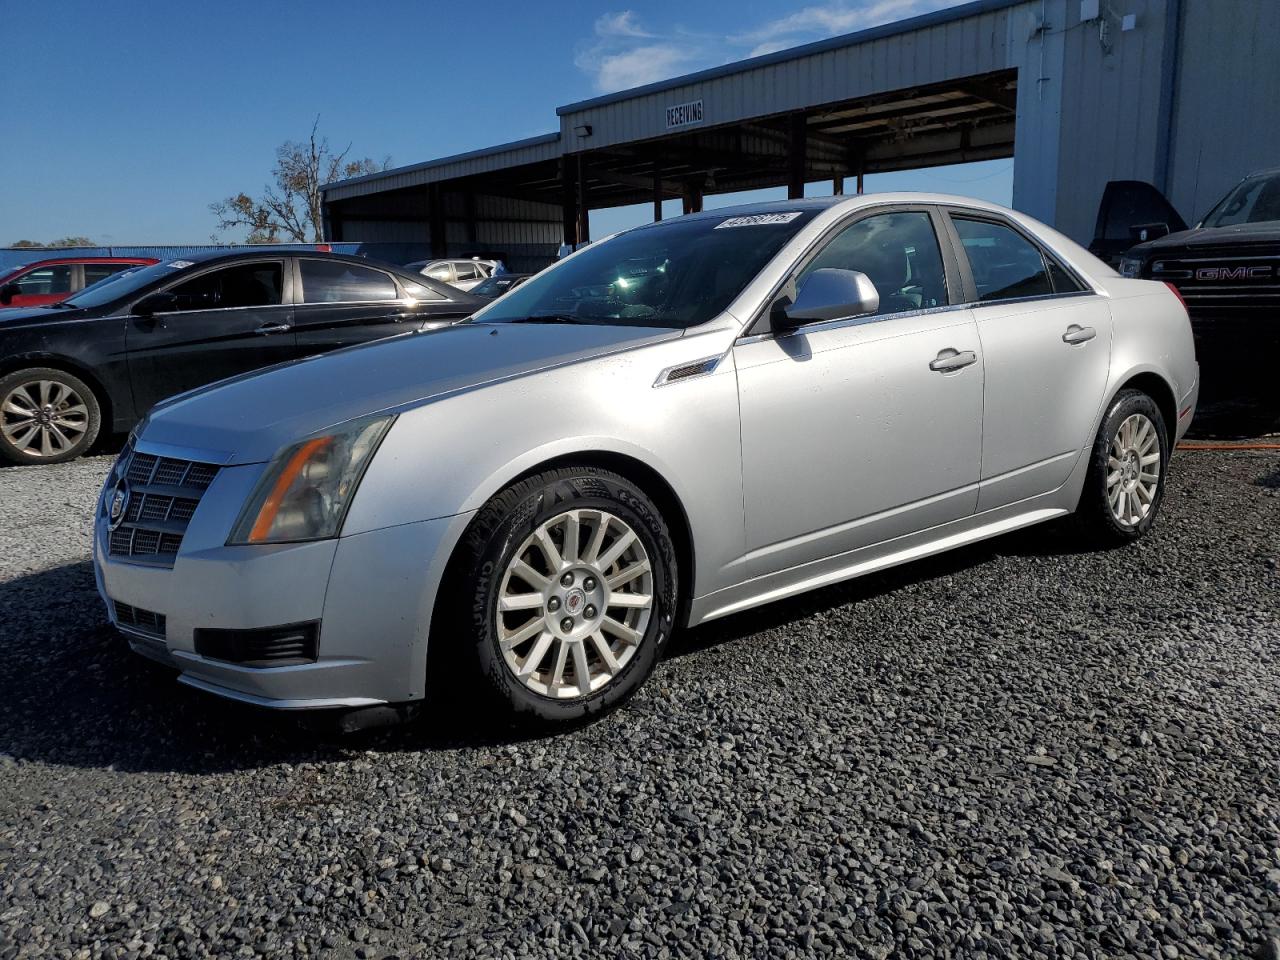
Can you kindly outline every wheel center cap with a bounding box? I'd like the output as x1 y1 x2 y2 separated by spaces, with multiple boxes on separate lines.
564 588 586 616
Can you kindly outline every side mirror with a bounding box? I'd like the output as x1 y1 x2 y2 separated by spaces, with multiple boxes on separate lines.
773 268 880 331
132 292 178 317
1129 222 1172 244
0 283 19 306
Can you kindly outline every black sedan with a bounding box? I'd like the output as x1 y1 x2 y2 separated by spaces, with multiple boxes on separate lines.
0 251 481 465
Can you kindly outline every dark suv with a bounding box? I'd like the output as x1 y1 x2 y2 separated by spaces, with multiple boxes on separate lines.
0 251 481 464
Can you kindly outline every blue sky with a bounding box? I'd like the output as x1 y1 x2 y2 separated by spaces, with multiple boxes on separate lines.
2 0 1011 245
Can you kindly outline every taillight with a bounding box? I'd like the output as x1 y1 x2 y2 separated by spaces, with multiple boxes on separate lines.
1164 281 1188 311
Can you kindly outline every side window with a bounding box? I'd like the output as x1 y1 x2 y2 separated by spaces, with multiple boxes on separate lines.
83 263 134 286
169 263 283 310
951 217 1053 302
424 263 453 283
401 279 445 301
797 211 948 316
15 265 73 295
299 260 399 302
1047 258 1085 294
453 263 479 282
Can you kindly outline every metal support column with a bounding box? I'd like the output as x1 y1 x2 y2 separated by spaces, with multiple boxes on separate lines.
576 154 590 244
561 158 577 246
652 158 663 222
428 183 447 258
788 113 807 200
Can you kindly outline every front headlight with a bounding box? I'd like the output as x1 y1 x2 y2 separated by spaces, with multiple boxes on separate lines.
228 414 395 545
1119 256 1143 278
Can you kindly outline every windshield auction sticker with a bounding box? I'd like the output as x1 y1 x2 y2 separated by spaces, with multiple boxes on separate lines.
715 212 803 229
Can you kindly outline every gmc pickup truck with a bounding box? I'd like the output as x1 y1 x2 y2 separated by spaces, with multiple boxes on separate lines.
1091 169 1280 428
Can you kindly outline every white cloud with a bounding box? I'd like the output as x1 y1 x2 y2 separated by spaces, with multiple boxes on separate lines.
592 44 705 92
730 0 939 48
576 2 963 93
593 10 655 39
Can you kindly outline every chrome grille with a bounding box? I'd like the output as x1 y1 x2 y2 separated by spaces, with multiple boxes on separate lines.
107 448 220 567
1153 253 1280 312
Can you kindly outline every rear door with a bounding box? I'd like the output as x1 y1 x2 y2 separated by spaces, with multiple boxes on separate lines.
126 259 296 412
943 211 1113 511
291 258 470 353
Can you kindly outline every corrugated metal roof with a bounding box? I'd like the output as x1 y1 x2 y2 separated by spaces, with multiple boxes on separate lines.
555 0 1026 116
322 132 561 201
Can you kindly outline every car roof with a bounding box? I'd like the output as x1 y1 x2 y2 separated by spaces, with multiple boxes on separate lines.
5 255 157 269
623 192 1019 234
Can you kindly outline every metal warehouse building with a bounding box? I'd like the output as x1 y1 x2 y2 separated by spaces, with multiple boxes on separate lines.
320 0 1279 269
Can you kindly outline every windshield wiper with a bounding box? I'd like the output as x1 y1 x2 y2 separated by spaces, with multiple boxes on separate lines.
46 301 78 309
505 313 593 325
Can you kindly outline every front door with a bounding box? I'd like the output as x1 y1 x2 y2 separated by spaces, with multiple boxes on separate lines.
735 208 984 578
125 259 296 413
944 213 1114 511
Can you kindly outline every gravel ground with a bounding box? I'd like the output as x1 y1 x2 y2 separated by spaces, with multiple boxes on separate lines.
0 444 1277 960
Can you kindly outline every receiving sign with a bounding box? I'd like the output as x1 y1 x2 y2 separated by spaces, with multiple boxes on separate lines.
665 99 704 130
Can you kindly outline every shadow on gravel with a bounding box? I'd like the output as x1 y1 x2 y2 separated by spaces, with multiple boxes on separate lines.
0 519 1099 775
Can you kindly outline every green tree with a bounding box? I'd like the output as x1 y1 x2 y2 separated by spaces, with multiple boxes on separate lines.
210 118 389 243
10 237 94 248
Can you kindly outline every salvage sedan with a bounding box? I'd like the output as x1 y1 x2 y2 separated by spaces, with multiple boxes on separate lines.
94 195 1198 726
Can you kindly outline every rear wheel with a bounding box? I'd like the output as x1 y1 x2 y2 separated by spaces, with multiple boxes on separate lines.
1076 389 1168 544
0 367 101 465
438 466 678 725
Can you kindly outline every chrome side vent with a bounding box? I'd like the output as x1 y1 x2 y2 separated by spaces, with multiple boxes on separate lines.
653 356 721 387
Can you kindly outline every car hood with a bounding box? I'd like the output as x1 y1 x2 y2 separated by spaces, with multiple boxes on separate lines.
140 322 681 464
1134 220 1280 255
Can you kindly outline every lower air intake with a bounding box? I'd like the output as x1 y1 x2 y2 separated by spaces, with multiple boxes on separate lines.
193 621 320 667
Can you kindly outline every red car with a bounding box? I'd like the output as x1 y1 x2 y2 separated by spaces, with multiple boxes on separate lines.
0 256 159 308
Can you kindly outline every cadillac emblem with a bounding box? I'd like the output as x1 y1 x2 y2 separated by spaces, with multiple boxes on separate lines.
108 479 131 530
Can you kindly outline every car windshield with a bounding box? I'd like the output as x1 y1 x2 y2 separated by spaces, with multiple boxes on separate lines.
62 260 191 308
473 210 819 329
1201 171 1280 228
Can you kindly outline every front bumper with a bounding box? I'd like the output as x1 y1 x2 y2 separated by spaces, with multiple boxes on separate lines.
94 457 472 709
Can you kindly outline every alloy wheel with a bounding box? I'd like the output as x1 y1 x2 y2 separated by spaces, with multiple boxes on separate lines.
1 379 91 458
1106 413 1161 527
496 508 653 698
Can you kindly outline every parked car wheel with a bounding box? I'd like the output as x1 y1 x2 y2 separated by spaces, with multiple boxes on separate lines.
1078 389 1168 544
443 466 679 724
0 367 101 465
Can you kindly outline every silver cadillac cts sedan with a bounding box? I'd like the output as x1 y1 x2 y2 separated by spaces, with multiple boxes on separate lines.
94 194 1198 725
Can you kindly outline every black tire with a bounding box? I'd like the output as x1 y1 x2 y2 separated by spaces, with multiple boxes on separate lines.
435 466 679 726
0 367 102 466
1076 388 1169 545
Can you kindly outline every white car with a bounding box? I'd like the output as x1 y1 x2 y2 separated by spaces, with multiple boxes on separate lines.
405 258 501 292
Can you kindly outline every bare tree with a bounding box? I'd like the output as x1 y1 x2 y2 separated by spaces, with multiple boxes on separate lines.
211 118 389 243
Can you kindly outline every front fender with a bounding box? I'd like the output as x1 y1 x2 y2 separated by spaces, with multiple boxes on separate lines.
341 332 746 600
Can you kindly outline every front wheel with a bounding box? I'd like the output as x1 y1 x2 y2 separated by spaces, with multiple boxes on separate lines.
439 466 679 725
0 367 102 465
1076 389 1169 544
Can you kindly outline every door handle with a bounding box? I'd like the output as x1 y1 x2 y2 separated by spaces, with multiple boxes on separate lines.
255 322 292 335
1062 324 1097 344
929 349 978 373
